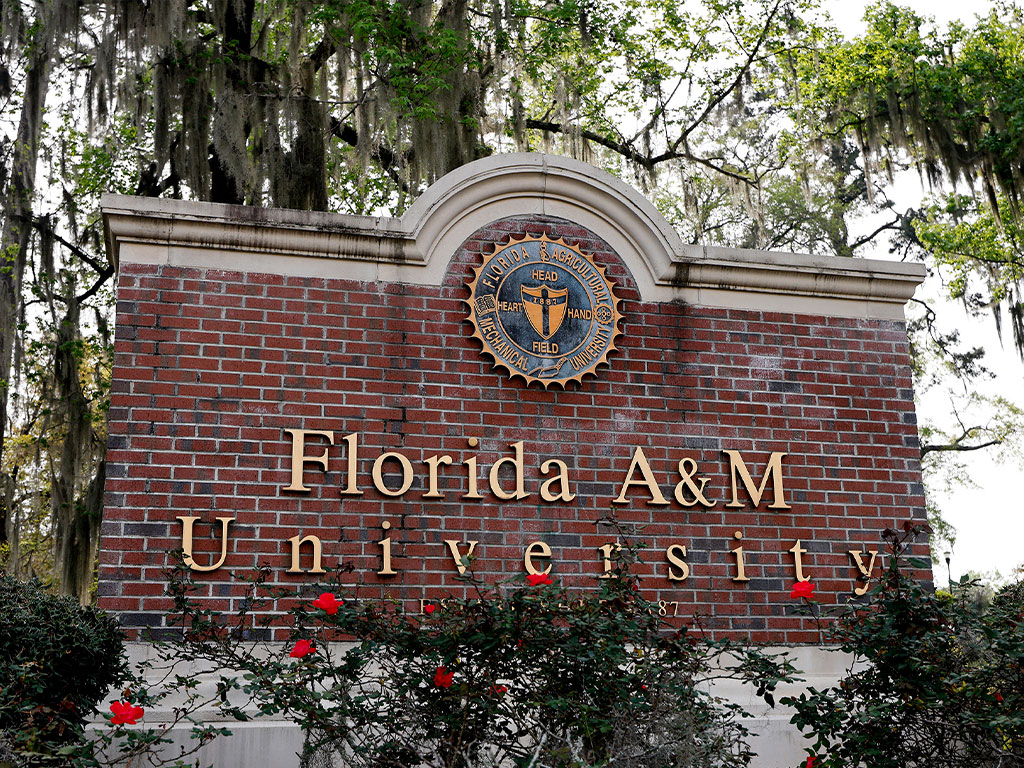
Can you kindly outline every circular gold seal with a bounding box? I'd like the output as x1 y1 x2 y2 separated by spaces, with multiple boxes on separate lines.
465 233 623 387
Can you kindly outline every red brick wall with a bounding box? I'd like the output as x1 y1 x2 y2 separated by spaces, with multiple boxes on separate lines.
98 215 927 642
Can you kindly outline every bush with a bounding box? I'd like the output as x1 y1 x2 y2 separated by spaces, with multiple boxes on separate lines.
785 522 1024 768
0 575 125 757
169 550 794 768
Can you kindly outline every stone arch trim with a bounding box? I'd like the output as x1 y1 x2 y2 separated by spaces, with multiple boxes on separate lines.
401 153 685 298
102 152 924 319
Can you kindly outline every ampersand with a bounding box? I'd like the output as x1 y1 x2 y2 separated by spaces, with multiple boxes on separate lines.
674 457 714 507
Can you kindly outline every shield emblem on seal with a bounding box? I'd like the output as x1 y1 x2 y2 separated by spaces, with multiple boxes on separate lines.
521 284 569 339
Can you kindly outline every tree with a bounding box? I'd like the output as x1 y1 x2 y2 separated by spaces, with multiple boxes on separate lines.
781 1 1024 355
0 0 817 593
2 0 1023 590
777 1 1024 549
1 1 118 600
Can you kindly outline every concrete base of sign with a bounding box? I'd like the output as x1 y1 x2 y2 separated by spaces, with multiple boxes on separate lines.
92 642 851 767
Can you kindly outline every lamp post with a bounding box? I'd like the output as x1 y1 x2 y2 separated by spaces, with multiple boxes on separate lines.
943 550 952 589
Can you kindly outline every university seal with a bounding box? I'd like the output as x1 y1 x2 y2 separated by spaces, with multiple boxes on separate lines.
466 233 622 387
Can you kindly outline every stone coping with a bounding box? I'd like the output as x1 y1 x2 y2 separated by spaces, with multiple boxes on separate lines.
102 153 925 320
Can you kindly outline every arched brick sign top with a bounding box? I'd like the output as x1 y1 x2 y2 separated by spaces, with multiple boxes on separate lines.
99 153 928 642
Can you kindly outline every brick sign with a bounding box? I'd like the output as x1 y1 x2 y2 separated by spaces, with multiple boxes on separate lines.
99 154 927 642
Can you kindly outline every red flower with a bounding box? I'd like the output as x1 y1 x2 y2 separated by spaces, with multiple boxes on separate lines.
996 691 1005 703
489 684 508 695
109 700 144 725
790 581 815 600
312 592 341 615
433 666 454 688
423 604 436 615
805 756 817 768
526 572 553 586
290 639 315 658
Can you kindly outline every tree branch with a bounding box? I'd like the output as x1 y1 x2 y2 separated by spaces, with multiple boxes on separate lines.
525 118 652 168
28 216 109 276
75 269 115 305
524 118 756 185
920 439 1002 456
329 118 412 193
850 216 902 251
676 0 783 145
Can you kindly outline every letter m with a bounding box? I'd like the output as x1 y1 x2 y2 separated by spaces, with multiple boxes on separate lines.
723 451 791 509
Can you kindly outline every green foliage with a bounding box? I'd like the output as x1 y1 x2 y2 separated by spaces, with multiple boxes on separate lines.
785 524 1024 767
167 553 794 768
776 2 1024 553
915 194 1024 351
787 2 1024 354
0 574 124 757
69 656 235 768
788 2 1024 192
0 574 236 767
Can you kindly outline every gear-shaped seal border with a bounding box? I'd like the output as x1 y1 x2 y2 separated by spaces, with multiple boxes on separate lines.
464 232 623 389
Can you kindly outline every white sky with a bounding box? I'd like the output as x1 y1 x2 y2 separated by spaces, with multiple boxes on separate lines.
821 0 1024 584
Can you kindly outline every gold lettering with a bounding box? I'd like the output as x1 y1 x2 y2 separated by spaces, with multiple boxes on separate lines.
673 457 714 507
597 542 621 579
612 447 670 506
569 328 610 371
424 454 453 499
287 534 325 574
371 452 414 497
723 450 791 509
340 432 362 496
849 549 879 596
463 437 483 499
530 269 558 281
789 539 809 582
539 459 575 502
378 521 397 576
177 515 234 572
489 441 528 500
666 544 690 581
283 428 334 493
444 539 478 575
731 530 750 582
524 541 552 575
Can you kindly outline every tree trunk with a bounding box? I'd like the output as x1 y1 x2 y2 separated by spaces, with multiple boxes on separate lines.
0 19 53 567
281 60 329 211
50 298 103 603
209 0 256 204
